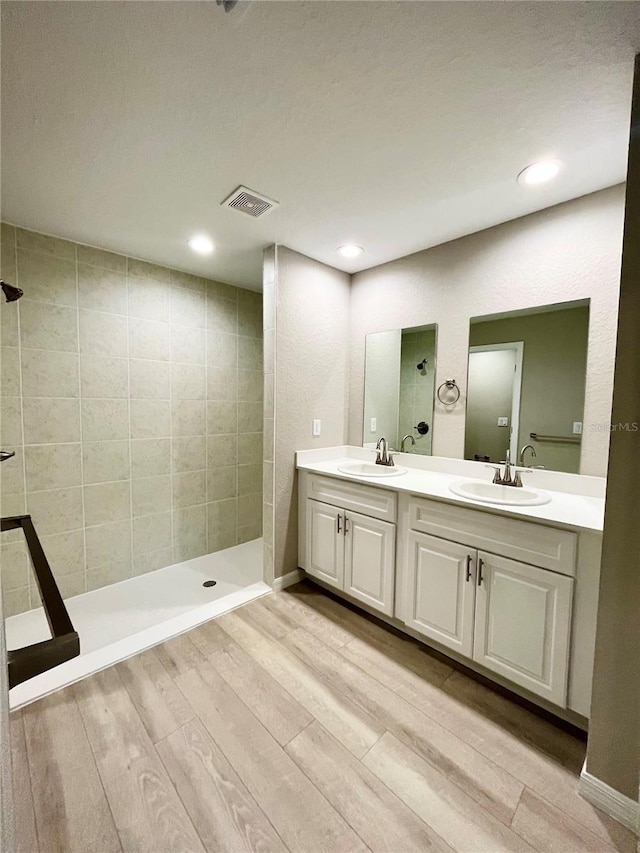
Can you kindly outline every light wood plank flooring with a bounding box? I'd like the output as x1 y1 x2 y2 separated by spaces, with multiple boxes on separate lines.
10 582 637 853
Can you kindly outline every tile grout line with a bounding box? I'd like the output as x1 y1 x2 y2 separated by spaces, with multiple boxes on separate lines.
509 784 526 827
357 727 386 763
168 284 176 565
205 287 209 556
74 243 90 597
236 304 240 548
12 230 29 598
125 258 135 583
280 717 315 751
268 252 277 583
14 236 38 608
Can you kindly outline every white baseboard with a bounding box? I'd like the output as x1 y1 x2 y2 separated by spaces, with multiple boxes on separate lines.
271 568 304 592
579 762 640 834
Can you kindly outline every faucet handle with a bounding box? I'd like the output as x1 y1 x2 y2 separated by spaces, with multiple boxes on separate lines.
485 464 502 484
375 436 389 465
512 467 532 487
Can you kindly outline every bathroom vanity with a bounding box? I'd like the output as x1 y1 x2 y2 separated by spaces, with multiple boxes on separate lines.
297 447 604 724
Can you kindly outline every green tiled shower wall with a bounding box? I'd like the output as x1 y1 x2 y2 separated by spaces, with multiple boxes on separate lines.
0 223 263 615
399 328 436 456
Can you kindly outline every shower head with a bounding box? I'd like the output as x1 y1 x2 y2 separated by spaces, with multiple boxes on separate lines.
417 358 427 372
1 281 23 302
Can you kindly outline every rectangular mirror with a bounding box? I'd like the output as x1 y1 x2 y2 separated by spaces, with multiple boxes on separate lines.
464 300 590 473
363 324 437 454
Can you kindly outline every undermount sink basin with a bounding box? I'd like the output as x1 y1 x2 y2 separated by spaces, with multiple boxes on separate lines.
449 480 551 506
338 462 407 478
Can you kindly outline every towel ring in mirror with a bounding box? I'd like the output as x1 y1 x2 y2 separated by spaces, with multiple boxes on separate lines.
437 379 460 406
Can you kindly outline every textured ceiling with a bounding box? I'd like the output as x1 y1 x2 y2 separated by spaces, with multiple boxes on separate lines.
1 1 639 289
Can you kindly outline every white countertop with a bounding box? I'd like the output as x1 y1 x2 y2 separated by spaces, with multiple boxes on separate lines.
296 447 605 533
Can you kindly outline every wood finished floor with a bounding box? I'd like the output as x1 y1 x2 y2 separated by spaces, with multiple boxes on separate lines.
10 582 637 853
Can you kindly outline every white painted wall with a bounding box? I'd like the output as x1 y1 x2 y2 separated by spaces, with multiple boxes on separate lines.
272 247 350 578
268 185 624 579
348 185 625 477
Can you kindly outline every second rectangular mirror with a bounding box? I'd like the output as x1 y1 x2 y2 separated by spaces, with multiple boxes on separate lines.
363 324 437 454
464 300 589 474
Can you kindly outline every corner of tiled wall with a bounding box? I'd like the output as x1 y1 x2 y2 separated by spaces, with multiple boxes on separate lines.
262 246 276 586
0 222 30 617
0 222 263 616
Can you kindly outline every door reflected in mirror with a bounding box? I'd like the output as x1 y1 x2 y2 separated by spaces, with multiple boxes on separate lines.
363 324 437 455
464 300 589 474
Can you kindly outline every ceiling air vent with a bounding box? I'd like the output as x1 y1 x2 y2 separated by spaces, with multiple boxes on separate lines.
222 186 278 218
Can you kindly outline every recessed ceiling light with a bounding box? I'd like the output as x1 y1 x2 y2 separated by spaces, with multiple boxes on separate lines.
188 234 214 255
337 244 363 258
517 159 563 187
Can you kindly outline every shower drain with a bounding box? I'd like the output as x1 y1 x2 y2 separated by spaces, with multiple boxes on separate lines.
202 580 217 588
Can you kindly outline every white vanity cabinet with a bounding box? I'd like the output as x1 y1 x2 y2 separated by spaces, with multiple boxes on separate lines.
305 500 345 588
343 510 395 614
472 552 573 706
404 532 476 657
298 464 601 720
400 496 576 707
300 473 397 615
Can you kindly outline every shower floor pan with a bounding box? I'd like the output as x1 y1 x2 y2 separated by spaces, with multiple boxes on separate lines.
5 537 269 709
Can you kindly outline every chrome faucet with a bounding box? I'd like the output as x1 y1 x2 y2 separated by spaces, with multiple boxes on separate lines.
519 444 537 466
502 448 513 485
486 448 531 487
375 437 394 466
401 434 416 452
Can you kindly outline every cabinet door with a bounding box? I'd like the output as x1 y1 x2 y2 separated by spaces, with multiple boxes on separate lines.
305 500 344 589
344 511 395 615
404 532 476 657
473 552 573 706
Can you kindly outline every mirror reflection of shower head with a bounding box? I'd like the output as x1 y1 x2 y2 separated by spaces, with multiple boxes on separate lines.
216 0 248 10
1 281 23 302
417 358 428 372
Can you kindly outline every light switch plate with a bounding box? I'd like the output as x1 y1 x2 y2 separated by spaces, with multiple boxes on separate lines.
573 421 583 434
497 416 509 427
370 417 377 433
312 419 321 436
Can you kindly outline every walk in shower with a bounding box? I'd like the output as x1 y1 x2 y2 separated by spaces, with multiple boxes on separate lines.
0 223 268 707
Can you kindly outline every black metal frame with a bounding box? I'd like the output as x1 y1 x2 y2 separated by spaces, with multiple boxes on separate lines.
1 515 80 688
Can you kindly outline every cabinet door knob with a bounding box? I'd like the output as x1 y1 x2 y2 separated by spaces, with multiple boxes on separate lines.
477 558 484 587
465 554 472 582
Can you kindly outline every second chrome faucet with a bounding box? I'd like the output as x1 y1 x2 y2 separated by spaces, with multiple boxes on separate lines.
375 437 395 466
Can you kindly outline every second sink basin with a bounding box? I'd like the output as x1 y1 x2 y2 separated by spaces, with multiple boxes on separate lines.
338 462 407 478
449 479 551 506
